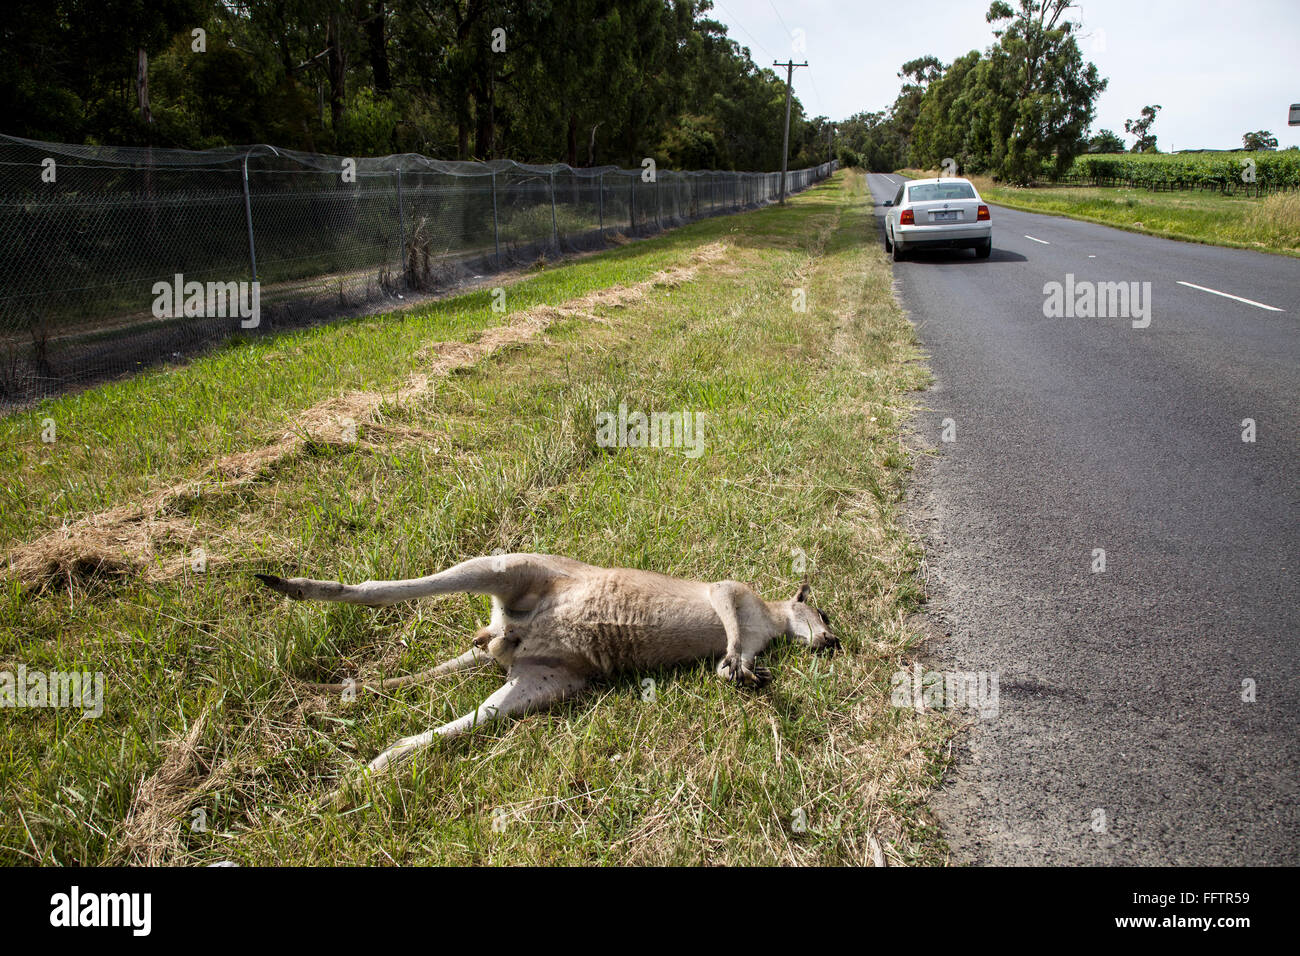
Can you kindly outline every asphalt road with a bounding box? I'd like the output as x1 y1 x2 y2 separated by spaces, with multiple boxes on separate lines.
865 173 1299 864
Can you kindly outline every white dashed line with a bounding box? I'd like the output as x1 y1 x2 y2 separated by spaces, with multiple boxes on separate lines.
1176 281 1284 312
1024 235 1051 245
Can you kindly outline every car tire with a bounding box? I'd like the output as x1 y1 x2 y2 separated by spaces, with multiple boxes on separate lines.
975 238 992 259
892 234 906 262
884 227 892 252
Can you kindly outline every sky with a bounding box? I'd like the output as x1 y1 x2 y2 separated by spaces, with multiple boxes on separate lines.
707 0 1300 151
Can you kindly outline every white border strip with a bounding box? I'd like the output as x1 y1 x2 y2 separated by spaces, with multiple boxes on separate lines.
1176 281 1284 312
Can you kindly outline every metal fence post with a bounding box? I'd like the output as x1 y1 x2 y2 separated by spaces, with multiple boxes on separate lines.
550 170 559 251
656 175 662 229
630 175 635 232
598 171 604 239
242 151 258 283
396 166 406 278
491 171 501 267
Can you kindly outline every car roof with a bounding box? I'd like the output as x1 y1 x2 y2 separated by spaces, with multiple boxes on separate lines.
908 177 974 186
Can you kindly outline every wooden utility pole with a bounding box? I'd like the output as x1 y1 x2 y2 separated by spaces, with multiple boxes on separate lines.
773 60 807 203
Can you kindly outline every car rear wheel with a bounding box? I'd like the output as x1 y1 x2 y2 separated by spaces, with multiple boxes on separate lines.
884 225 893 252
975 238 992 259
891 233 906 262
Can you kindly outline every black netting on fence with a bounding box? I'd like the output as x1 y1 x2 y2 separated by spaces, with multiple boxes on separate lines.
0 133 835 402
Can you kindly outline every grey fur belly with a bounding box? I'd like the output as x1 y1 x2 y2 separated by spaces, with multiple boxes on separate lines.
559 616 727 674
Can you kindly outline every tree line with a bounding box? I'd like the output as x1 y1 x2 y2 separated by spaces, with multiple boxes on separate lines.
833 1 1294 184
0 0 835 170
835 0 1106 183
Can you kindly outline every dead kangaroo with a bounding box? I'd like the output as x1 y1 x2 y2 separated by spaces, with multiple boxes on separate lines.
256 553 837 772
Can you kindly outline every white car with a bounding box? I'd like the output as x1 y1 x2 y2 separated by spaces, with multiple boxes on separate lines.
884 177 992 260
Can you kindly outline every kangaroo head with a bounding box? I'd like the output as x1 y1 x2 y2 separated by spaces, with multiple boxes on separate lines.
784 583 836 649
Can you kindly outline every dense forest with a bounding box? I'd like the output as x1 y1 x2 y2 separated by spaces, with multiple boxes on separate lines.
0 0 835 170
836 0 1108 183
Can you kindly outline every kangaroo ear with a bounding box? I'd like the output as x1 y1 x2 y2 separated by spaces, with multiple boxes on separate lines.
793 583 811 603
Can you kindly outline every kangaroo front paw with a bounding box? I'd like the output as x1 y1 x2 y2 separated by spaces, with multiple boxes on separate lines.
717 655 770 688
810 633 841 653
367 732 428 773
366 749 398 774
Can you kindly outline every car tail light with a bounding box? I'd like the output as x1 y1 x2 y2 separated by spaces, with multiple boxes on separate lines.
977 204 990 221
900 208 915 225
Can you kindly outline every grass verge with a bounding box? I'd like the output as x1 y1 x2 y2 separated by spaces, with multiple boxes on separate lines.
1 170 953 866
899 167 1300 257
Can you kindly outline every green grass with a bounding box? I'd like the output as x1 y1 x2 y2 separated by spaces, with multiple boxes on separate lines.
0 232 702 545
900 167 1300 257
1 170 953 865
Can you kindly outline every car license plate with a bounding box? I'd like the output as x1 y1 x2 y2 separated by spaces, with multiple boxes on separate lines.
932 211 959 222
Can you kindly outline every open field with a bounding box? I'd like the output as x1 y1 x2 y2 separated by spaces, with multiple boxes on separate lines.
0 170 953 866
1066 151 1300 192
900 167 1300 258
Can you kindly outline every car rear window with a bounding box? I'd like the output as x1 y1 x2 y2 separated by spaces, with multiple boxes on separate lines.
908 182 977 201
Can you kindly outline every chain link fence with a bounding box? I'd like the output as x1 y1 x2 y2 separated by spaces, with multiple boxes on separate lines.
0 132 835 403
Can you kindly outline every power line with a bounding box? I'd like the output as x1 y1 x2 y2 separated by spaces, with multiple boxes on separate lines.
712 0 777 63
763 1 824 118
803 64 834 160
766 0 793 38
805 62 828 118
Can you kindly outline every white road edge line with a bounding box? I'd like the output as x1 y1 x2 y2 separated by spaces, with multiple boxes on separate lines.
1024 234 1050 244
1176 280 1285 312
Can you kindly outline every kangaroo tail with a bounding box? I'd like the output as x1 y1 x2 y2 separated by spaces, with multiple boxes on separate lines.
254 554 551 607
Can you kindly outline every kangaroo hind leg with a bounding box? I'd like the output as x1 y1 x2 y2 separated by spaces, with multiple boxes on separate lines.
366 662 588 772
